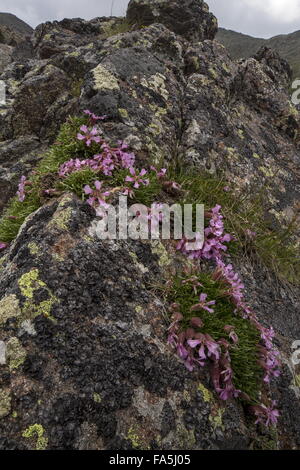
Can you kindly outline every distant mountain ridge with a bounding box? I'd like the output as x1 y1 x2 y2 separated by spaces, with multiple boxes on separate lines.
216 27 300 78
0 12 32 35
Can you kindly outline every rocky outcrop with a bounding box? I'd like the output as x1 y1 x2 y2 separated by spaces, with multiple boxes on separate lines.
126 0 218 43
0 13 32 47
0 0 299 450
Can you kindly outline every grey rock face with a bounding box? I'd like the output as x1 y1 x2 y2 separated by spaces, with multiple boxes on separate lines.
126 0 218 42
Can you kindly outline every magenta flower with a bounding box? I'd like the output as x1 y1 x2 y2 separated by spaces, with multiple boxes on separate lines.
251 401 280 427
151 166 167 179
190 293 216 313
0 242 8 251
16 175 30 202
125 168 149 189
83 109 107 122
224 325 239 344
77 125 102 146
122 187 135 198
84 181 110 210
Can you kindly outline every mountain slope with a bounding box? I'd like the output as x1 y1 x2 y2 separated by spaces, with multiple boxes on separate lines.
217 27 300 78
0 12 32 35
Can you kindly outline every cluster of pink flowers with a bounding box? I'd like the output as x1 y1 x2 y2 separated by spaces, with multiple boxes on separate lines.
77 125 103 147
176 205 232 260
59 140 136 178
84 181 111 212
83 109 107 123
171 203 281 426
250 401 280 427
167 303 242 401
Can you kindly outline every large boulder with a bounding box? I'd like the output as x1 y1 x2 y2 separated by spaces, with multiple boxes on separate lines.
126 0 218 42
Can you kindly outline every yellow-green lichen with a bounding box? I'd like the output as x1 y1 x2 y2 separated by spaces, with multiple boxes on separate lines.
151 241 171 267
0 389 11 418
294 375 300 388
176 424 196 449
141 73 169 101
209 407 225 431
92 64 119 91
127 426 149 450
0 294 21 326
93 393 102 403
28 242 40 256
48 206 73 232
135 305 143 314
18 269 46 299
18 269 58 322
129 251 149 274
208 67 218 79
118 108 129 119
253 152 261 159
6 337 26 370
198 383 213 403
22 424 48 450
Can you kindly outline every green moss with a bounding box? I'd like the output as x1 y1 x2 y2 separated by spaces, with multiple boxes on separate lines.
22 424 48 450
0 389 11 418
167 272 263 402
6 337 26 370
0 116 92 243
0 294 21 326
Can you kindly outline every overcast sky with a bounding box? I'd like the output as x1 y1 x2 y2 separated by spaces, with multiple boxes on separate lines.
0 0 300 38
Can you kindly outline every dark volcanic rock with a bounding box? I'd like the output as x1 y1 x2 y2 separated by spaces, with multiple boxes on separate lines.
127 0 218 42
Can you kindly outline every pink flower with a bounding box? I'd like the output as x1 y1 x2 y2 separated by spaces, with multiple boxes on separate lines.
224 325 239 344
83 109 107 123
122 187 135 198
16 175 30 202
190 293 216 314
84 181 110 210
125 168 149 189
0 242 8 251
151 166 167 179
77 125 102 146
251 401 280 427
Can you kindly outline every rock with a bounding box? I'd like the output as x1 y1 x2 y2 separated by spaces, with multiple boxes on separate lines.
126 0 218 42
0 43 13 73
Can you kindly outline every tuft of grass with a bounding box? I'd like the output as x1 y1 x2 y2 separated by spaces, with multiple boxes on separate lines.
175 170 300 286
167 272 263 402
102 19 132 38
0 115 93 242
